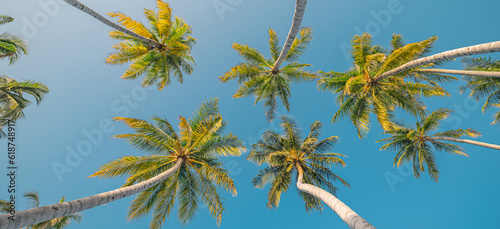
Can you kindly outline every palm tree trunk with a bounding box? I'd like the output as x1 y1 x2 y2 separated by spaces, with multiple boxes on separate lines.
271 0 308 72
430 137 500 150
63 0 162 48
0 159 183 229
373 40 500 82
417 69 500 78
296 164 376 229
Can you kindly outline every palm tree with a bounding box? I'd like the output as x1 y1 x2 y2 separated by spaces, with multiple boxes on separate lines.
0 191 82 229
459 57 500 124
271 0 308 72
64 0 196 90
318 33 454 138
378 109 500 182
0 98 245 229
105 0 196 90
0 15 28 64
248 116 375 229
0 76 49 135
220 27 318 121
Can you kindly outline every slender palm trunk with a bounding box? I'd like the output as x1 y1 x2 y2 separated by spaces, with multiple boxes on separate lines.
430 137 500 150
296 164 376 229
0 159 183 229
373 40 500 82
62 0 162 48
271 0 307 72
417 69 500 78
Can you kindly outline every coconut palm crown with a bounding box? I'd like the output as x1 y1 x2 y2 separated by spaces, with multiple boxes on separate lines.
377 108 480 181
0 15 27 64
247 116 348 211
220 27 319 121
318 33 456 138
0 76 49 129
459 57 500 124
105 0 196 90
90 98 245 228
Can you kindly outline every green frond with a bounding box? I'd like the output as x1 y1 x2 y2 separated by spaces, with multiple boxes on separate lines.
377 35 438 75
0 200 10 213
350 95 371 139
232 43 268 65
0 76 49 129
128 182 167 220
390 34 405 51
188 97 220 130
106 41 151 65
177 167 200 224
156 0 172 38
108 12 153 39
0 15 14 25
285 27 313 62
269 28 280 61
350 33 374 69
0 31 28 64
90 155 174 179
23 191 40 208
113 117 177 153
220 63 266 84
493 109 500 125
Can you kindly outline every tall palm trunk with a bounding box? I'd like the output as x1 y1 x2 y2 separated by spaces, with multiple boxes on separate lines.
296 164 376 229
373 40 500 82
430 137 500 150
417 69 500 78
0 159 183 229
271 0 308 72
63 0 162 48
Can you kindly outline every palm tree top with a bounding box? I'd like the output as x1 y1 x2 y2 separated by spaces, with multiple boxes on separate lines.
0 76 49 129
248 116 348 212
318 33 456 138
105 0 196 90
377 108 480 181
220 27 318 121
90 98 246 227
0 15 28 64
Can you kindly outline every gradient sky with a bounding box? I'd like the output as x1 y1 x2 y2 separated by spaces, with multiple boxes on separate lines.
1 0 500 228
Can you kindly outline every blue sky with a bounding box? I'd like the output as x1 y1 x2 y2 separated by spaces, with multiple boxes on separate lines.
1 0 500 228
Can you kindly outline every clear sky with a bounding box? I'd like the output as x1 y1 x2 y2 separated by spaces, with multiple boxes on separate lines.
1 0 500 228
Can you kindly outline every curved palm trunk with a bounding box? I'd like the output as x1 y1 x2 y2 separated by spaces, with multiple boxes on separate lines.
271 0 308 72
430 137 500 150
296 165 376 229
417 69 500 78
63 0 162 48
373 41 500 82
0 159 183 229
